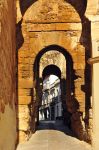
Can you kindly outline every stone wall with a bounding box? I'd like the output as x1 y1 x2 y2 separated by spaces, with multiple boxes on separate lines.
17 0 92 143
86 0 99 147
0 0 16 149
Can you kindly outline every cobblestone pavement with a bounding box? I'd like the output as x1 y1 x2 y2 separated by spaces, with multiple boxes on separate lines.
17 120 92 150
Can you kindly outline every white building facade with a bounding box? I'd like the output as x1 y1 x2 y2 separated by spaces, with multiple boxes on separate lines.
39 75 63 121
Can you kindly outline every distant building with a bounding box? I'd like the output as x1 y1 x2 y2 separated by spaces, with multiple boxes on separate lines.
39 76 63 121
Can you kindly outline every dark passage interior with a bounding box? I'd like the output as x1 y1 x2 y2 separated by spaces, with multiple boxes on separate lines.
34 49 73 135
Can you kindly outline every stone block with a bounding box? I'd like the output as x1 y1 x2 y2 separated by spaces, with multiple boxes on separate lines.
18 131 27 143
18 79 33 88
18 105 30 131
27 23 82 32
18 96 32 104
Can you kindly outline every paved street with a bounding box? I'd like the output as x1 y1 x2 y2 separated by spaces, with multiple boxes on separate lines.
17 120 92 150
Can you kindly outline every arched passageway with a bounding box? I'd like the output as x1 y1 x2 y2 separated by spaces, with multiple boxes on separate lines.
17 0 92 145
17 45 92 150
42 65 61 80
32 45 86 141
40 66 62 122
2 0 99 149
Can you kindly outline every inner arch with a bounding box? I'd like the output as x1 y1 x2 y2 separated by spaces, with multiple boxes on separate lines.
43 65 61 80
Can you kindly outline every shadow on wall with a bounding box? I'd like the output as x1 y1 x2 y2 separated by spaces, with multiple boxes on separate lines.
66 0 92 143
16 0 92 144
37 120 74 138
16 0 37 50
65 0 87 18
16 0 38 145
16 19 24 50
19 0 37 16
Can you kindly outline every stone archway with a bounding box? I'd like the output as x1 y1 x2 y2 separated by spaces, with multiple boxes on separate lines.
33 47 67 129
17 0 92 144
39 65 62 123
2 0 99 149
18 43 90 143
32 44 87 141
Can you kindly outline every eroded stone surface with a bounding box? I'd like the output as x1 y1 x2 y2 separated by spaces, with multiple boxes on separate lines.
17 0 92 144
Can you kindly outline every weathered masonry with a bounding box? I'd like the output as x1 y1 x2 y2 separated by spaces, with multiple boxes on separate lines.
17 0 92 143
1 0 99 150
0 0 16 150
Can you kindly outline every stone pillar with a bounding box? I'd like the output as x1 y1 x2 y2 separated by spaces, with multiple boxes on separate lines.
86 0 99 145
91 39 99 150
92 62 99 150
88 57 99 150
88 26 99 149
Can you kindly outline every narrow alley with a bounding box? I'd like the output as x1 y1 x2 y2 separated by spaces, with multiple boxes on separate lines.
17 121 91 150
2 0 99 150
